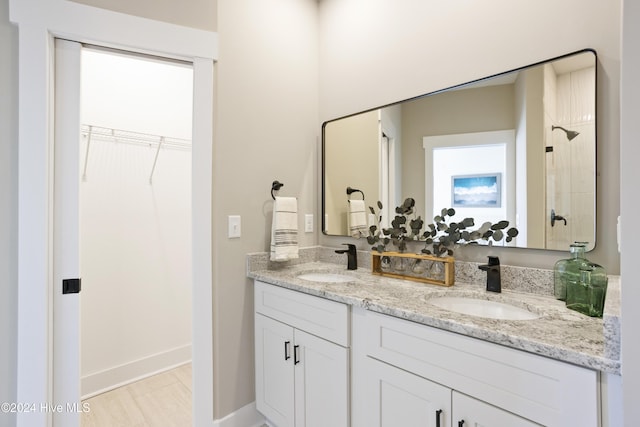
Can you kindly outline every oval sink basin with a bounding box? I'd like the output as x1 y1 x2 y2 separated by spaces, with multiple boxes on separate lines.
297 273 353 283
429 296 540 320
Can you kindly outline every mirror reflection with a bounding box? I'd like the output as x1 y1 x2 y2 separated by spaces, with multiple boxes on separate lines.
322 50 596 251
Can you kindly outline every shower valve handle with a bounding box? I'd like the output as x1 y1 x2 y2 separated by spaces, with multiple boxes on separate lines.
551 209 567 227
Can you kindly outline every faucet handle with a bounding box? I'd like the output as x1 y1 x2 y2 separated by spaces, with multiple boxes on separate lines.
335 243 358 270
487 256 500 266
343 243 356 252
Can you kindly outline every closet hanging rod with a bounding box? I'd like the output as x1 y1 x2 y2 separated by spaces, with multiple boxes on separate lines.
80 124 191 150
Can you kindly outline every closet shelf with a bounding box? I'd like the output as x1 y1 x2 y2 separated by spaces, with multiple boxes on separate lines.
81 124 191 150
80 124 191 183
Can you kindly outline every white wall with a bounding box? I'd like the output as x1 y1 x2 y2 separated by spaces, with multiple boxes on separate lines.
318 0 621 275
430 140 509 224
79 49 193 396
0 0 18 425
81 49 193 138
621 0 640 424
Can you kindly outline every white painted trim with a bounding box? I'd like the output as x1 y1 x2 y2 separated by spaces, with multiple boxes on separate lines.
192 56 216 427
600 373 623 427
14 24 54 427
212 402 265 427
9 2 217 426
52 38 82 427
81 345 192 399
9 0 217 60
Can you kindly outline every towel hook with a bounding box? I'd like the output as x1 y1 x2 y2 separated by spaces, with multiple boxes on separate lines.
346 186 365 200
271 180 284 200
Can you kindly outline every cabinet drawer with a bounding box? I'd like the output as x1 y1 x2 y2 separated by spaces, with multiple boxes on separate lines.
363 310 598 427
255 281 349 346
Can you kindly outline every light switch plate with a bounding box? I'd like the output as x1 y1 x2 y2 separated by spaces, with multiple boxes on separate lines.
228 215 241 238
305 214 313 232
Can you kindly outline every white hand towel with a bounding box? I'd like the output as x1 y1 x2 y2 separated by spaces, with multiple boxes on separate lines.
270 196 299 262
348 199 368 238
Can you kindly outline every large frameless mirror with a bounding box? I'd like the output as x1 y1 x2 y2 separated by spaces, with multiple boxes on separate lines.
322 49 596 251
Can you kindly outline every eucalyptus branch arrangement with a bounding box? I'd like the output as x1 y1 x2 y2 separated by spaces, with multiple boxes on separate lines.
367 198 519 257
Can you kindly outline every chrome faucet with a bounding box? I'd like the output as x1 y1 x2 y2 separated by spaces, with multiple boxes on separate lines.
335 244 357 270
479 256 501 293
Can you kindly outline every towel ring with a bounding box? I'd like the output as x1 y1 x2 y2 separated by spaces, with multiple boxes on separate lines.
346 186 365 200
271 180 284 200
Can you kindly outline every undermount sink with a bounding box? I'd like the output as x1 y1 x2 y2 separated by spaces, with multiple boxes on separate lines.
428 296 540 320
297 272 353 283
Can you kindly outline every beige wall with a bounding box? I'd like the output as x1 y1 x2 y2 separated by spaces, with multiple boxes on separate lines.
401 84 515 220
70 0 217 31
215 0 319 417
521 67 546 248
324 110 379 235
318 0 621 275
0 1 18 425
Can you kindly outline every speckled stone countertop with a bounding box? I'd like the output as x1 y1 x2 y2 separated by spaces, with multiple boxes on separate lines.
247 247 621 374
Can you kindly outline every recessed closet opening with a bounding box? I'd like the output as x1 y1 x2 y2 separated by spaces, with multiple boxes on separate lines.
78 46 193 423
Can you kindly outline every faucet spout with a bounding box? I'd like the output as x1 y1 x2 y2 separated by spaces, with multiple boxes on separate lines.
335 244 358 270
479 256 501 293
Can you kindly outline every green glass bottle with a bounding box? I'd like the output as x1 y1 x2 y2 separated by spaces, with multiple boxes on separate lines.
554 243 588 301
587 266 609 317
566 265 608 317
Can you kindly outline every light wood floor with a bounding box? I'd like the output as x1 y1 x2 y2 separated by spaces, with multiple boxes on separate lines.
81 363 192 427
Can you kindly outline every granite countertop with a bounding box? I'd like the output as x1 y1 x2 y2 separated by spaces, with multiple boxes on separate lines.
248 252 621 375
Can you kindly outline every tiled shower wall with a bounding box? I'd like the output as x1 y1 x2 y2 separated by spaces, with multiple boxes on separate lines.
544 65 596 250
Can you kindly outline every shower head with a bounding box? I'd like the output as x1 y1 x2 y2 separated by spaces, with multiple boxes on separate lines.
552 125 580 141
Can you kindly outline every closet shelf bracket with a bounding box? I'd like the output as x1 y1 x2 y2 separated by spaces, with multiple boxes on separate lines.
149 137 164 184
82 125 93 181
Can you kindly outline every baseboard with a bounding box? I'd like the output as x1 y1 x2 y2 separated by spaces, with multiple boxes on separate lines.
81 344 191 399
213 401 265 427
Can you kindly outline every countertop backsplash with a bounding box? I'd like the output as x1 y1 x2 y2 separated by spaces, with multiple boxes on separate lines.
248 245 555 296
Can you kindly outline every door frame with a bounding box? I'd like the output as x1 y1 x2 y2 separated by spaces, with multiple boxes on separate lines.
9 1 217 426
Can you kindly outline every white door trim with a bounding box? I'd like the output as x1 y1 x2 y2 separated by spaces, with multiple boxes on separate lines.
52 39 82 427
9 2 217 426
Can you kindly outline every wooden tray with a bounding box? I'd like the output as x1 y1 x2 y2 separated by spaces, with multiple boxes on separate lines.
371 251 455 287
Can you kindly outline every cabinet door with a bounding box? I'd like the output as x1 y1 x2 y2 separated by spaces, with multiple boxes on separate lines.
368 358 451 427
255 314 295 427
452 391 542 427
294 329 349 427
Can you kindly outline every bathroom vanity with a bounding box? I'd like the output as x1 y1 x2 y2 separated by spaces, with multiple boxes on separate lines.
254 281 349 427
248 249 621 427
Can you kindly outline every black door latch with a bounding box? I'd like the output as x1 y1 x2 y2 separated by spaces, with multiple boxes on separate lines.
62 278 81 294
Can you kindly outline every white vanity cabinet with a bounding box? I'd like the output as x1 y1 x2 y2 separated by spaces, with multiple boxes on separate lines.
366 357 450 427
366 357 540 427
254 281 350 427
353 307 600 427
452 391 541 427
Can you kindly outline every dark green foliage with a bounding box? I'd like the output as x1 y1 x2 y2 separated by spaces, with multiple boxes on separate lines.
491 220 509 230
367 198 519 257
410 217 424 235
